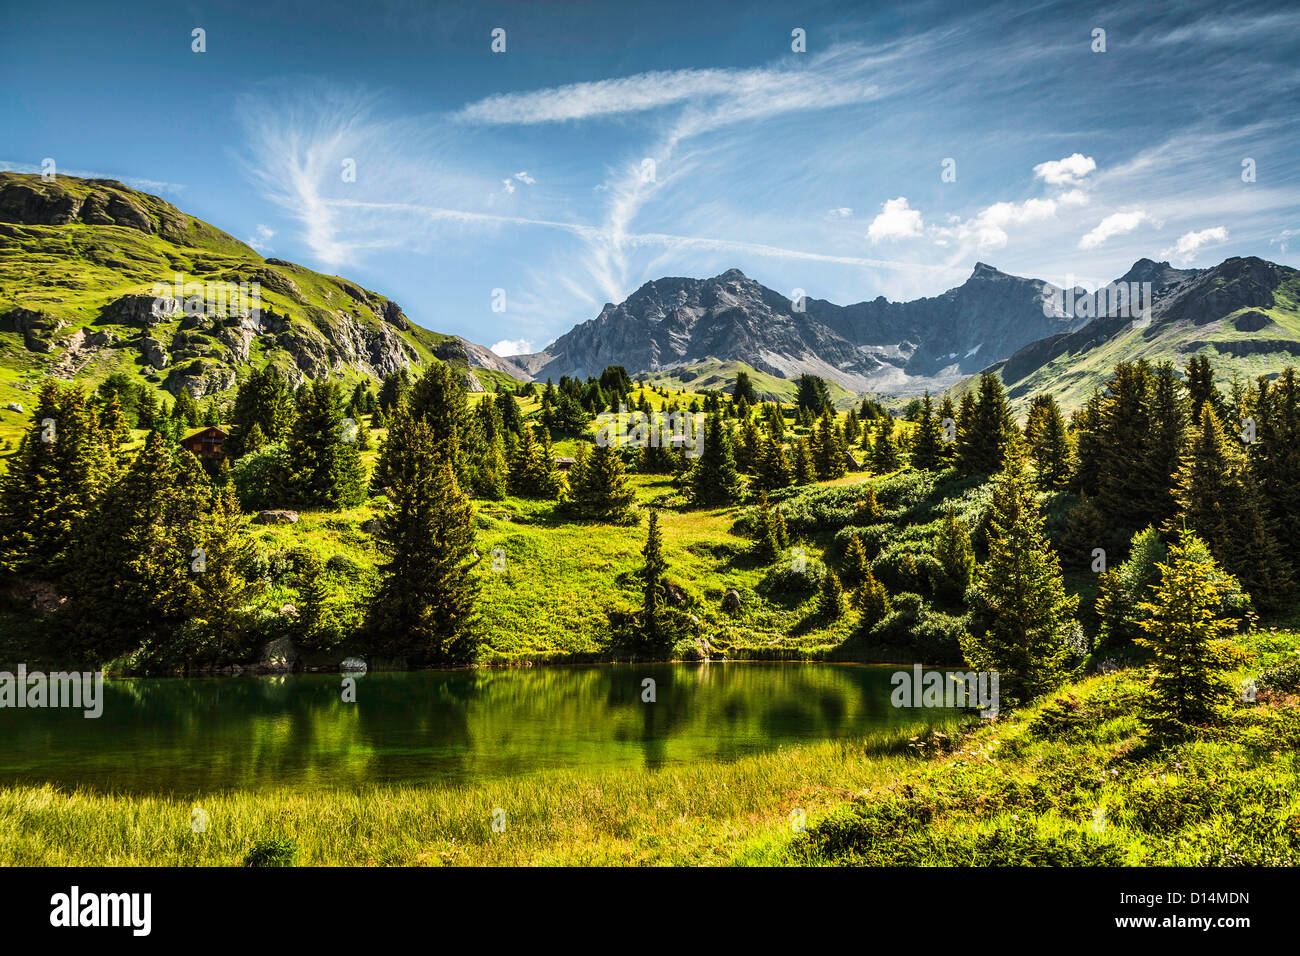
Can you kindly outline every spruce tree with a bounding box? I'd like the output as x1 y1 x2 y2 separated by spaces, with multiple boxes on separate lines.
408 361 473 485
66 432 208 663
853 570 891 633
190 486 264 661
567 442 637 522
750 491 788 562
732 370 757 405
870 418 901 473
507 425 562 499
793 437 815 484
285 380 367 509
812 410 847 479
753 436 793 491
1023 393 1072 489
816 567 844 619
224 366 294 459
935 503 975 601
297 552 341 651
963 456 1078 707
690 413 742 505
635 510 681 655
911 391 944 471
0 381 112 577
841 534 869 587
1250 368 1300 566
958 374 1015 475
1135 530 1243 738
1173 406 1291 610
367 411 480 666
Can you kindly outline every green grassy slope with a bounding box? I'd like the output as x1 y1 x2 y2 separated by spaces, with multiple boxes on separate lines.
0 172 474 446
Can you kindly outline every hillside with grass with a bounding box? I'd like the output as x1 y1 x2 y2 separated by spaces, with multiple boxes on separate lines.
0 172 504 447
982 256 1300 411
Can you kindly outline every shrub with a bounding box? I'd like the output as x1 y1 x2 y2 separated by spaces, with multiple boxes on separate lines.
242 838 297 867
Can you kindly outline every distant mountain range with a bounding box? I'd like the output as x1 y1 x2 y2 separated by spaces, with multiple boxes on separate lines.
514 264 1092 394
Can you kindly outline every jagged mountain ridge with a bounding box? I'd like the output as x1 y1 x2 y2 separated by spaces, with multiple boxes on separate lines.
518 264 1092 394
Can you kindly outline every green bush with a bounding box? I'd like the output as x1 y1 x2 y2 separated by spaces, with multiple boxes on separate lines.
242 838 297 867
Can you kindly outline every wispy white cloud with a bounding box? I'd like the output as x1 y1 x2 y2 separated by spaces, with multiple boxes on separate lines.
1079 210 1153 250
0 160 184 194
246 223 276 253
1163 226 1228 263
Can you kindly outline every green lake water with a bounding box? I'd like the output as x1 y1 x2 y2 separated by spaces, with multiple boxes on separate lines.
0 663 960 795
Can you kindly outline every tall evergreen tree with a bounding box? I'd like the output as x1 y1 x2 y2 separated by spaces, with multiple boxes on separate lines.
1173 406 1291 610
935 503 975 602
1023 393 1072 489
732 369 758 405
690 413 742 505
1135 530 1243 738
367 410 480 666
964 456 1078 707
870 418 901 473
189 486 264 662
65 432 208 663
567 442 637 522
958 373 1015 475
812 410 847 479
224 366 294 459
911 391 944 471
753 435 793 491
285 380 367 509
0 381 111 577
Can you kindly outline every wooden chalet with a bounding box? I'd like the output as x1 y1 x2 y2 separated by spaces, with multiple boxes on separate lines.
181 425 228 459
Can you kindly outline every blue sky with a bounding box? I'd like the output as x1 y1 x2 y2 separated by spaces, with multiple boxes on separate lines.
3 0 1298 355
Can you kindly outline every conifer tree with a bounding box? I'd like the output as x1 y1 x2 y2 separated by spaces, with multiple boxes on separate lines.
224 366 294 459
811 410 847 479
817 567 844 619
296 552 342 651
750 491 788 562
1173 406 1291 610
0 381 111 577
958 374 1015 475
66 432 208 662
567 442 637 522
1135 530 1243 738
963 456 1078 706
190 486 264 661
870 418 901 473
853 569 891 633
98 393 132 450
634 510 681 655
284 380 367 509
793 436 815 484
935 503 975 601
367 411 480 666
1250 368 1300 565
841 534 869 587
910 391 944 471
506 425 563 499
732 369 757 405
853 485 881 525
938 395 959 463
690 413 742 505
407 361 473 484
753 435 793 491
1023 393 1072 489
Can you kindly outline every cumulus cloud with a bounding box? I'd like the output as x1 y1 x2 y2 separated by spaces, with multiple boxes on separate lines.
1079 210 1151 249
867 197 923 242
828 207 852 218
491 338 533 356
932 197 1060 252
1033 153 1097 186
1163 226 1228 263
514 171 535 184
